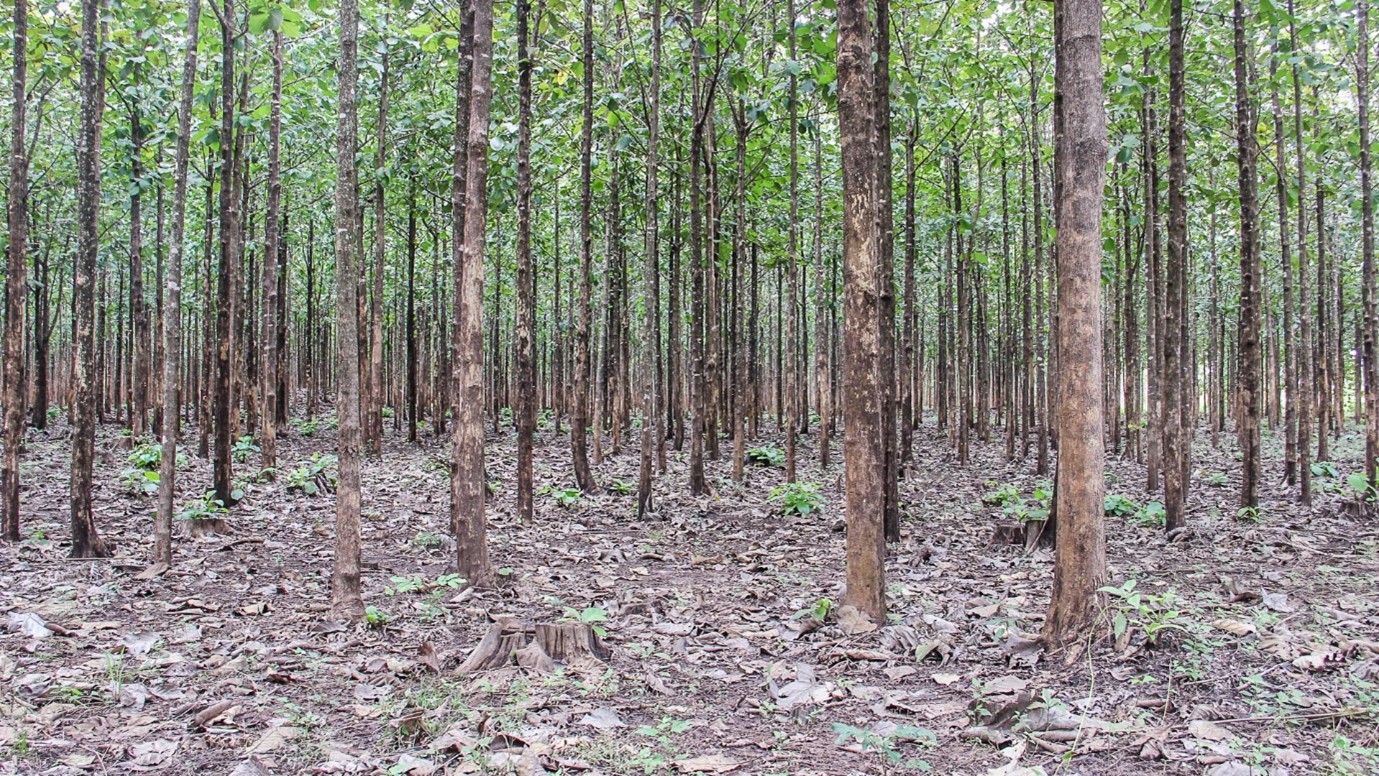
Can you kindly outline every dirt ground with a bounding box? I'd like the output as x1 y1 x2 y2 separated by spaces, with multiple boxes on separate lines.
2 409 1378 775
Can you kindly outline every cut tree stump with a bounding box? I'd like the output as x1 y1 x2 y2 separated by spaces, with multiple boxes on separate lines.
457 619 610 674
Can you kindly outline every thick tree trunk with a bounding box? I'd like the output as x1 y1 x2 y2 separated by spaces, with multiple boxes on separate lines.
1044 0 1108 648
836 0 886 624
1290 2 1313 505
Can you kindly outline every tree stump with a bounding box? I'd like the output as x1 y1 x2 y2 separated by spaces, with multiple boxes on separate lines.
458 619 610 674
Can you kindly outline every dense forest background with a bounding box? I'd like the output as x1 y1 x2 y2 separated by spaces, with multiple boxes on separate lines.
2 0 1379 773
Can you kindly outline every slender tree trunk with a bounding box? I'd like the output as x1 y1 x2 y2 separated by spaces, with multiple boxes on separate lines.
331 0 366 621
211 0 239 512
514 0 536 522
1234 0 1263 510
783 0 800 484
154 0 202 567
1360 0 1379 485
2 0 29 542
815 123 831 468
1163 0 1187 532
837 0 886 624
1290 2 1313 505
71 0 111 558
260 29 284 472
1044 0 1108 647
451 0 497 585
367 34 389 456
571 0 597 493
638 0 663 516
687 0 709 496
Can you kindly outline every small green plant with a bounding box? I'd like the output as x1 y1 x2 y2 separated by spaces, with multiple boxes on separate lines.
120 467 160 496
1312 460 1340 479
176 492 229 523
127 441 164 471
1206 471 1229 487
793 597 833 622
769 482 825 516
1002 496 1048 524
1103 493 1138 517
413 532 443 549
1133 501 1166 528
1345 472 1377 504
608 480 634 496
560 606 608 637
1235 505 1264 523
1098 579 1191 646
285 453 338 496
982 482 1021 508
746 446 786 468
364 606 389 628
540 485 583 508
381 407 395 419
231 435 260 463
830 722 935 771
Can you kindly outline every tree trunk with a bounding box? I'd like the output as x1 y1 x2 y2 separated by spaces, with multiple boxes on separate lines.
1359 0 1379 485
514 0 536 522
260 28 284 472
637 0 663 517
2 0 29 542
571 0 597 493
451 0 497 586
1162 0 1187 532
367 34 389 457
836 0 886 624
70 0 111 558
331 0 366 621
154 0 202 568
211 0 239 511
1044 0 1108 648
1234 0 1263 509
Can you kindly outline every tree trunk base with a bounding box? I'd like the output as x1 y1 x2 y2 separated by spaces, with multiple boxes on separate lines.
458 619 610 674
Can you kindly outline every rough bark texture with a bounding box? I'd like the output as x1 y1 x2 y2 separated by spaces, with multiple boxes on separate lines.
155 0 202 567
331 0 366 621
514 0 536 523
570 0 597 494
451 0 497 587
3 0 29 542
1360 0 1379 486
1234 0 1263 509
260 29 284 473
836 0 886 624
637 0 662 518
1043 0 1108 648
1163 0 1187 532
70 0 111 558
211 0 239 512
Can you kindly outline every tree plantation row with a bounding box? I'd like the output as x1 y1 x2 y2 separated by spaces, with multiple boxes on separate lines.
2 0 1377 649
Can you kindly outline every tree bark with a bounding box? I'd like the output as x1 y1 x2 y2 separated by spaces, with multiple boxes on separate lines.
331 0 366 621
514 0 537 522
71 0 111 558
260 28 284 472
154 0 202 568
836 0 886 624
451 0 497 586
1163 0 1187 531
1044 0 1108 648
571 0 597 493
2 0 29 542
1234 0 1263 509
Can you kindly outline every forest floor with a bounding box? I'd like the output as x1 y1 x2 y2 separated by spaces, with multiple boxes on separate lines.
2 410 1379 776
